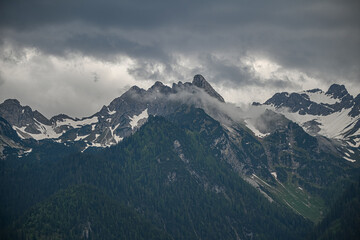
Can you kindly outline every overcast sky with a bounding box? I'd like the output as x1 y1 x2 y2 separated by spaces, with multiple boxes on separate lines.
0 0 359 118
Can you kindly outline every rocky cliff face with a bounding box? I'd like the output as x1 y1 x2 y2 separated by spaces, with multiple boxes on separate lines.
0 117 30 159
192 74 225 102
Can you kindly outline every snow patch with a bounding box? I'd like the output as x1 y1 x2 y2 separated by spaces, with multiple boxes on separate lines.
13 126 27 139
113 135 123 143
343 156 356 163
348 138 360 148
34 121 62 139
56 116 98 129
110 123 123 144
15 117 99 141
108 110 116 115
244 119 270 138
129 108 148 130
23 148 32 154
81 145 90 153
91 142 103 148
74 134 90 141
264 105 357 140
14 120 62 140
303 91 340 105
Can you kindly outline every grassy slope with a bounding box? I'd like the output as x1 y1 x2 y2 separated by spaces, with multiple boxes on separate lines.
252 174 325 223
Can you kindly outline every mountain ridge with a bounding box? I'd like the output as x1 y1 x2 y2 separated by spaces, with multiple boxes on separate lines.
1 75 359 239
257 83 360 161
0 76 358 163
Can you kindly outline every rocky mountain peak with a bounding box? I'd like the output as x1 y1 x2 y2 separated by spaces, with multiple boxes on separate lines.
152 81 165 88
2 99 21 106
149 81 172 94
0 99 50 128
192 74 225 102
326 84 349 99
192 74 208 87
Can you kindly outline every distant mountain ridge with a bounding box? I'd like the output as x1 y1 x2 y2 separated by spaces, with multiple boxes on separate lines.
0 75 359 163
264 83 359 117
0 75 226 148
1 75 359 239
257 83 360 161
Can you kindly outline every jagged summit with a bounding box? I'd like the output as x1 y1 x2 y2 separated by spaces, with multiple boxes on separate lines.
0 74 227 146
192 74 225 102
326 84 349 99
262 83 358 116
122 74 225 103
1 78 358 156
0 99 50 128
192 74 208 86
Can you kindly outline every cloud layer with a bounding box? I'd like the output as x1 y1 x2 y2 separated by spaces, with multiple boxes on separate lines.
0 0 359 117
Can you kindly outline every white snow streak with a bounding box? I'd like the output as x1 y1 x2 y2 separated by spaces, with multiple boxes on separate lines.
129 108 148 130
56 116 98 128
271 172 277 179
303 91 340 105
343 156 356 162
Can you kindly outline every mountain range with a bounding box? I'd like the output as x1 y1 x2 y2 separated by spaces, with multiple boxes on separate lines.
0 75 359 239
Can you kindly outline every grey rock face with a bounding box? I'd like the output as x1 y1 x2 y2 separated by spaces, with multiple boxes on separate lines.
0 117 29 159
326 84 349 99
349 94 360 117
192 74 225 102
0 99 50 134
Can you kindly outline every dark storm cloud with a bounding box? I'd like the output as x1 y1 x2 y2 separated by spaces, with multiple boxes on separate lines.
0 27 171 63
0 0 359 88
65 33 171 62
198 54 259 87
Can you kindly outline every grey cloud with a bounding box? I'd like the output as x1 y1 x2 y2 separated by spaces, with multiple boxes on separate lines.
1 0 359 85
0 27 171 63
0 0 207 31
127 61 165 81
0 0 359 116
64 33 171 62
2 1 358 31
0 71 4 86
194 54 299 90
127 59 188 83
198 54 259 87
